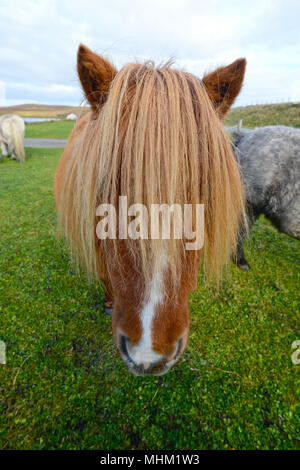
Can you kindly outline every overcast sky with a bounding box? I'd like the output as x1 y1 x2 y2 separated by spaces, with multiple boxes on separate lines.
0 0 299 107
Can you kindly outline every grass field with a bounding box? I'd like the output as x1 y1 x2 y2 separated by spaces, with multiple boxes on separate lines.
25 120 75 139
0 114 300 449
224 102 300 129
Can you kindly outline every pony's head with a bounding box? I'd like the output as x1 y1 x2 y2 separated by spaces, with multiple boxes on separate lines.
57 44 246 376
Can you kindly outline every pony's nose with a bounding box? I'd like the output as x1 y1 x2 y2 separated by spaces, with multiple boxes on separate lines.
119 334 182 375
119 334 153 370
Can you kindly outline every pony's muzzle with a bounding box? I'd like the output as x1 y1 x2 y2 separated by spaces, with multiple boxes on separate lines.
118 333 185 376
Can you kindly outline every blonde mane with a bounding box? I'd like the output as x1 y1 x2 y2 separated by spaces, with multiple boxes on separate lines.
58 61 245 288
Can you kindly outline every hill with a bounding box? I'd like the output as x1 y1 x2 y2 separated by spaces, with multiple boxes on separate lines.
1 101 299 129
0 103 90 119
225 102 300 129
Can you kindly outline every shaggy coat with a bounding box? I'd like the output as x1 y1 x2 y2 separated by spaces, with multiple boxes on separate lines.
0 114 25 162
228 125 300 269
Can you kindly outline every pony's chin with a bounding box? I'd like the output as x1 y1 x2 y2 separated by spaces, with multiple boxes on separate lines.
127 364 171 377
130 369 168 377
126 354 183 377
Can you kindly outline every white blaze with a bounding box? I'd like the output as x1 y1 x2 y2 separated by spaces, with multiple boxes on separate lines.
129 251 168 365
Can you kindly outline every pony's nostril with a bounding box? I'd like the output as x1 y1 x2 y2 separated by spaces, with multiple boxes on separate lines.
120 334 128 354
168 338 183 362
119 334 134 365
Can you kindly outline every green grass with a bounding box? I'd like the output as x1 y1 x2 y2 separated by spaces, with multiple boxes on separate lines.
0 147 299 450
225 102 300 129
25 120 75 139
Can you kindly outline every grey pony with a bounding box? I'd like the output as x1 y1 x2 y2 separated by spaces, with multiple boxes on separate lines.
226 124 300 270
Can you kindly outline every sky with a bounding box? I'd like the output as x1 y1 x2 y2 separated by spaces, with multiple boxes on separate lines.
0 0 299 107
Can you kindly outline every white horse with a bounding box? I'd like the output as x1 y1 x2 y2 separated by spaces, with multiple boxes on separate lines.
0 114 25 162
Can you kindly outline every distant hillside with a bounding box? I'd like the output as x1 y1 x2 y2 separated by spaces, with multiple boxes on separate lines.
0 103 90 119
1 101 299 128
225 102 300 129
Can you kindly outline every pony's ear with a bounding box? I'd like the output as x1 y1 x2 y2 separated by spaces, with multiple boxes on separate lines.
202 58 246 118
77 44 117 112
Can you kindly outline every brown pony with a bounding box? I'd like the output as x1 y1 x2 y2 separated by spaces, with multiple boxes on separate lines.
55 44 246 376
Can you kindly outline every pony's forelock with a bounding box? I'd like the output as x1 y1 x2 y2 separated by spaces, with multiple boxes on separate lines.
59 60 246 290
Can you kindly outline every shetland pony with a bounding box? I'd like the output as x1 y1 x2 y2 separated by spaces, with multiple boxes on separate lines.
228 125 300 270
0 114 25 162
55 44 246 376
